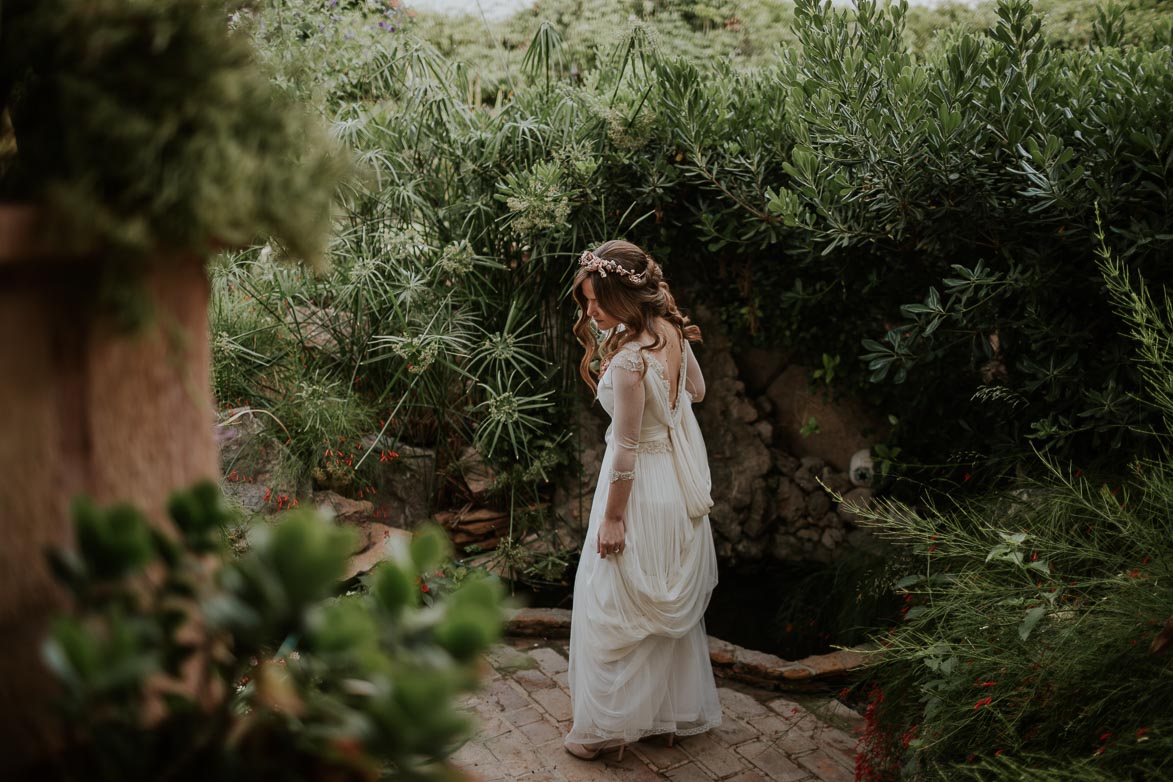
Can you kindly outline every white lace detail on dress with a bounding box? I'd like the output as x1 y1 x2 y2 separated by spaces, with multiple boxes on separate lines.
637 439 673 454
609 350 645 373
609 469 636 482
644 354 667 383
568 718 724 746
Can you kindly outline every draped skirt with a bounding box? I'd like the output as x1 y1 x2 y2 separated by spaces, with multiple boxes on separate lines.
565 443 722 744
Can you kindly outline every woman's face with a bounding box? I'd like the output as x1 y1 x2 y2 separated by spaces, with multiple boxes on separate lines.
581 277 619 331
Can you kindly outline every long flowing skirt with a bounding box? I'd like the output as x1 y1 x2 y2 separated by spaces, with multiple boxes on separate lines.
565 445 722 744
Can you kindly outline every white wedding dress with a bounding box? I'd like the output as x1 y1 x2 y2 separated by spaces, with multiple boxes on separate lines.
566 338 722 745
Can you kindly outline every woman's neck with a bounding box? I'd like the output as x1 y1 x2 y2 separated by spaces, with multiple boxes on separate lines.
632 317 678 346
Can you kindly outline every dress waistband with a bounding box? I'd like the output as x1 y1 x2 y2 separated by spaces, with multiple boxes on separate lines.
636 436 672 454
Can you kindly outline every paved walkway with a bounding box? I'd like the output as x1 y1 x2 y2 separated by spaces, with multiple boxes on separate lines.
455 639 862 781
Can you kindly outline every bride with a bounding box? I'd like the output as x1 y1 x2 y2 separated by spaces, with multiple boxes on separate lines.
563 240 722 760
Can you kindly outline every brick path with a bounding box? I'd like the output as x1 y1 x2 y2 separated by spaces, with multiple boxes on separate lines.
455 639 862 781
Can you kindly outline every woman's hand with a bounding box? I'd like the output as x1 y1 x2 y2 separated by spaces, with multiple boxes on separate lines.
597 517 626 559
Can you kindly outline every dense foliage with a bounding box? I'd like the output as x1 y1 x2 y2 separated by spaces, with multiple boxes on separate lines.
852 233 1172 780
0 0 347 266
44 482 504 781
214 0 1173 523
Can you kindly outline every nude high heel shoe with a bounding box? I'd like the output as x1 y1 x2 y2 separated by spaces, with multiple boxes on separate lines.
563 739 626 761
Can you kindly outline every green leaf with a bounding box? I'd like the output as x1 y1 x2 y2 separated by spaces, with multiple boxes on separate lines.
411 524 452 571
1019 605 1047 642
894 574 923 590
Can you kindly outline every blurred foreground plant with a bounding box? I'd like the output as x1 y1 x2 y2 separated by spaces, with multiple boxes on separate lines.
44 481 503 781
0 0 348 266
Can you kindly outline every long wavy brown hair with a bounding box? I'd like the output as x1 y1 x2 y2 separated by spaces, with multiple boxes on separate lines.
571 240 701 393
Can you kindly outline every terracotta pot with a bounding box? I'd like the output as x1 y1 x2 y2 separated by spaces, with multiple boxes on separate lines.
0 205 218 767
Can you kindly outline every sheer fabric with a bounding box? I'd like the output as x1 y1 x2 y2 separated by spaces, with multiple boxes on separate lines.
566 338 722 745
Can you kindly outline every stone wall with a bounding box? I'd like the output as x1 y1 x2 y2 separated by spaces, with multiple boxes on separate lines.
557 307 881 567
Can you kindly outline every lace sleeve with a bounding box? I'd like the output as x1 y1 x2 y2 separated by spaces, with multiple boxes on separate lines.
609 350 645 482
684 340 706 403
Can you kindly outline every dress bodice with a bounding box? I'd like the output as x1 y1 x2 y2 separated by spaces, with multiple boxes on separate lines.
597 345 685 445
596 339 713 521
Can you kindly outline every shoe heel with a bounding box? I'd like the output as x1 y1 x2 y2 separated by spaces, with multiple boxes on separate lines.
666 733 676 748
617 744 626 761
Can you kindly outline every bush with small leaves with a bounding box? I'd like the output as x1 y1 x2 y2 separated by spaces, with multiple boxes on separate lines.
42 481 504 781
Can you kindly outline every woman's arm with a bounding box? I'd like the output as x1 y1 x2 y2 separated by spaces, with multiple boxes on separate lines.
684 340 705 403
599 351 645 557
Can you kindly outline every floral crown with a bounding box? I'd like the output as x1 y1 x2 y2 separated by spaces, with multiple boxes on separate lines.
578 250 647 284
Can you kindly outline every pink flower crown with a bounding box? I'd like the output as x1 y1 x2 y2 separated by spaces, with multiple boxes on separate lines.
579 250 647 284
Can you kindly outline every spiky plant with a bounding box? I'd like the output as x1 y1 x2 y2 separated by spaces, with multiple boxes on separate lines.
850 225 1173 780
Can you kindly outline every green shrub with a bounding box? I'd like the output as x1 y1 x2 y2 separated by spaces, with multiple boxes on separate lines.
219 0 1173 516
850 229 1173 780
0 0 348 267
44 482 504 781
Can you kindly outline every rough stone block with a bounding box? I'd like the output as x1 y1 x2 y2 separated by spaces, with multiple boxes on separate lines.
506 607 573 638
708 636 738 665
681 732 747 777
736 740 810 782
630 736 688 770
514 668 557 691
529 646 570 676
718 687 771 719
532 686 573 722
710 716 760 746
798 649 868 677
519 717 563 745
487 644 537 673
502 706 543 728
486 679 531 712
666 762 714 781
797 747 854 782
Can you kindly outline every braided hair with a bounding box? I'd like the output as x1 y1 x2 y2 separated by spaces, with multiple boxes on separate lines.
571 240 701 393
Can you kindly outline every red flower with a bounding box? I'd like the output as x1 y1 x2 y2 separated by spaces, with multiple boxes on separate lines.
421 583 430 593
974 697 993 710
